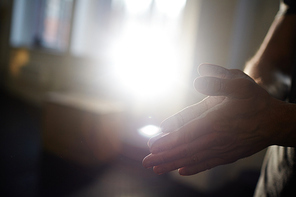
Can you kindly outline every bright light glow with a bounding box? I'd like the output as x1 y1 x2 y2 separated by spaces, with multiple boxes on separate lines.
109 24 179 101
108 0 187 102
123 0 152 15
155 0 187 18
138 125 161 137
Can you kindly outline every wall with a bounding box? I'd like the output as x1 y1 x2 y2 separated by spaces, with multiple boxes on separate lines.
0 0 12 87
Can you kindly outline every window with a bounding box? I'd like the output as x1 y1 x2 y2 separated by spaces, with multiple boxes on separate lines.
10 0 73 52
70 0 187 101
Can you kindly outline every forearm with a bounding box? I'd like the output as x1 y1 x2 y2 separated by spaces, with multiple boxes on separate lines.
244 13 296 99
244 3 296 146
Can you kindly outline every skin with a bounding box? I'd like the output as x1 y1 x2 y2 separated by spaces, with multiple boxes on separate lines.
142 8 296 176
245 13 296 100
143 64 296 175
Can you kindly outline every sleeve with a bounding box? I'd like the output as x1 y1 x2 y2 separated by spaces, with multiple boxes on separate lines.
280 0 296 15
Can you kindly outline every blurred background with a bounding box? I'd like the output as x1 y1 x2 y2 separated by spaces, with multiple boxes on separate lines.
0 0 279 196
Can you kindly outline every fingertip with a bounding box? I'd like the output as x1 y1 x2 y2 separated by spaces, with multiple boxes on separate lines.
147 132 164 148
198 64 230 79
198 63 217 76
197 63 208 76
179 165 205 176
142 154 153 168
178 168 186 176
193 77 208 93
194 76 227 96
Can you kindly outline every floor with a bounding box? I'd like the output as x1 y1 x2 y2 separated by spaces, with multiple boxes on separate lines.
1 88 260 197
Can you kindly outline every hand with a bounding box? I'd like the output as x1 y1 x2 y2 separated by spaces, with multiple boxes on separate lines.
142 64 282 176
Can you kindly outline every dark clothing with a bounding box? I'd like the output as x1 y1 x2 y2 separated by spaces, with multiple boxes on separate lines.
254 1 296 196
254 147 296 196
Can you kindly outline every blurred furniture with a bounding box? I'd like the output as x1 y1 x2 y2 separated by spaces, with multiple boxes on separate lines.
42 92 124 166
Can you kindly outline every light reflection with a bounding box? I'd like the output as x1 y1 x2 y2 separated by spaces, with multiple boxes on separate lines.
108 0 187 101
138 125 161 137
109 24 179 100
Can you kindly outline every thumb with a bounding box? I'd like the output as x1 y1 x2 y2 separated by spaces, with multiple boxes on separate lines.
194 77 254 98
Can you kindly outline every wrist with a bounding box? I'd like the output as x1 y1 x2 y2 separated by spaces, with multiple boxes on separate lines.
244 60 291 100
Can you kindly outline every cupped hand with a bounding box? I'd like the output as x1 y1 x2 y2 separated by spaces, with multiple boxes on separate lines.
142 64 281 176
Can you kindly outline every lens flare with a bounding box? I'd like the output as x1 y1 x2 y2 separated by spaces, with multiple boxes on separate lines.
138 125 161 137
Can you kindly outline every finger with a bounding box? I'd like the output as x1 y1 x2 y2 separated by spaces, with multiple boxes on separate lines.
178 158 229 176
157 96 225 134
150 115 217 154
152 149 220 175
145 128 236 168
147 132 169 148
194 77 255 99
198 64 248 79
144 132 221 168
198 64 230 78
178 145 247 176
